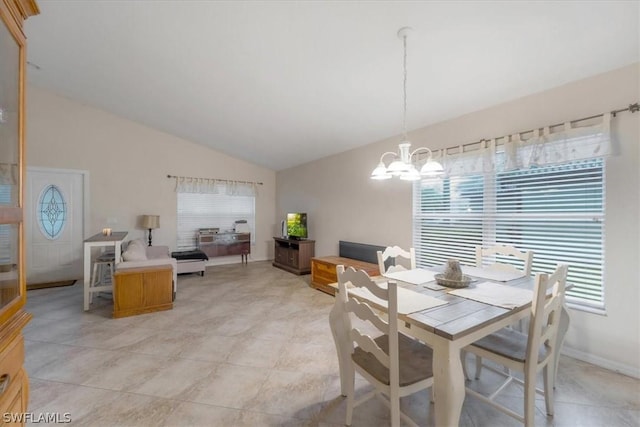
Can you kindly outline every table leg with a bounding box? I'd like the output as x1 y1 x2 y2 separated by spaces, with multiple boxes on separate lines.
329 292 350 396
432 337 465 426
83 243 91 311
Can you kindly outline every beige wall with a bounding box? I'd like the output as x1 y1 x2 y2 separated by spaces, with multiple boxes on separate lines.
277 63 640 376
27 86 277 263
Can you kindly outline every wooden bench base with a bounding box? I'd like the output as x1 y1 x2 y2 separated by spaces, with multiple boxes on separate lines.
311 256 380 295
113 265 173 318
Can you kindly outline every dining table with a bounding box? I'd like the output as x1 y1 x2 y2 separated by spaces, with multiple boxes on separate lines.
328 265 571 427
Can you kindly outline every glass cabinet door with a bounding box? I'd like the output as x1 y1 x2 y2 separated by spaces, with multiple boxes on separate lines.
0 17 19 207
0 8 24 315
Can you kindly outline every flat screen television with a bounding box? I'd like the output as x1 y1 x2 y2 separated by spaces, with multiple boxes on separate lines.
286 213 308 240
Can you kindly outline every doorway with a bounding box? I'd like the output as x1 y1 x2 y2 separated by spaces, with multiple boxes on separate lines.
25 167 88 285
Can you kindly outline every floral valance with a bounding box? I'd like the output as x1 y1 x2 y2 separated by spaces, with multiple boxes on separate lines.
504 113 611 170
173 176 258 197
431 113 612 177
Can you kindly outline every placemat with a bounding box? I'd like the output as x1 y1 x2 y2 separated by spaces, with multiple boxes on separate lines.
461 265 526 282
449 281 533 309
383 268 439 285
349 285 448 314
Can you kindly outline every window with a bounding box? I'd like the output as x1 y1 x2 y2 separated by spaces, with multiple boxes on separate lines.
413 158 605 310
177 191 255 250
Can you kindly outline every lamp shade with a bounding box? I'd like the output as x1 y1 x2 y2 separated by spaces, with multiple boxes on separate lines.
419 159 444 176
399 165 421 181
371 161 391 180
387 159 411 175
141 215 160 229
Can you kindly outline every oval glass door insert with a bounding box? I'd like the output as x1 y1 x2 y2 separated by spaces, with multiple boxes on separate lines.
38 185 66 239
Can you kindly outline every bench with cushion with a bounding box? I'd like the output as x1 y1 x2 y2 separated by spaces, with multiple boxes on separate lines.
171 250 209 276
310 241 384 295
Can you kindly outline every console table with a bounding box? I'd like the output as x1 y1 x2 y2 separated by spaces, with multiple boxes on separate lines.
272 237 315 275
197 231 250 262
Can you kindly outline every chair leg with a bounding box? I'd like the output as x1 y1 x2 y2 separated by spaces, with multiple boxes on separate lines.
524 370 537 427
543 364 555 416
345 364 355 426
390 388 400 427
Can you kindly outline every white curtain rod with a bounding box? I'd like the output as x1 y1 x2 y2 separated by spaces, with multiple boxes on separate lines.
437 102 639 156
167 174 263 186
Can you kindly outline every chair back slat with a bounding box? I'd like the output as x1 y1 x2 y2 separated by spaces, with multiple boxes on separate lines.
385 264 408 274
339 266 388 300
377 246 416 275
476 244 534 276
345 298 389 332
351 328 390 367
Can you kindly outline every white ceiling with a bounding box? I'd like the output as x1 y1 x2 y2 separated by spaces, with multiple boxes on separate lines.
24 1 639 171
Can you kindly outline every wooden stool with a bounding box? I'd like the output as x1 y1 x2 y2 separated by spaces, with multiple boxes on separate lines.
89 253 115 304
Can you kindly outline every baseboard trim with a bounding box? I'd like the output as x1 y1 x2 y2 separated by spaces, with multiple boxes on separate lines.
562 346 640 379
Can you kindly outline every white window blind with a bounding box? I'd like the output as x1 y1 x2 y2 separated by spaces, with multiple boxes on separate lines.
177 192 255 250
413 158 605 309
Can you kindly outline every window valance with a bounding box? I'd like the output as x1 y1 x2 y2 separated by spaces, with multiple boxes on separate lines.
504 113 612 170
431 113 612 177
169 175 260 197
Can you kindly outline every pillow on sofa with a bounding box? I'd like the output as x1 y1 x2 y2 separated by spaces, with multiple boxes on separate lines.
122 239 147 261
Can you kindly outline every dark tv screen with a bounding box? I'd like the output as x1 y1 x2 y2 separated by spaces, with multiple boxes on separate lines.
287 213 307 239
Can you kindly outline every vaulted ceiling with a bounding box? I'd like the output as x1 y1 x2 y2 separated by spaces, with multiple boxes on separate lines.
24 1 639 170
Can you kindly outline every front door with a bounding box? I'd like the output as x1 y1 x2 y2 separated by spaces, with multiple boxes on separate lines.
26 168 86 285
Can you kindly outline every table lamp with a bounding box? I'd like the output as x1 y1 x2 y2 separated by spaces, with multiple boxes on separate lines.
141 215 160 246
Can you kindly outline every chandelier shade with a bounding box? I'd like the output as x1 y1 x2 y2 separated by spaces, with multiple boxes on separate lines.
370 27 443 181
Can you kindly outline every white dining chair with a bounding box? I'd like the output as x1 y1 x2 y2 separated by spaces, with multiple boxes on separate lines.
463 264 568 427
468 244 534 379
336 265 434 427
476 244 533 276
377 246 416 275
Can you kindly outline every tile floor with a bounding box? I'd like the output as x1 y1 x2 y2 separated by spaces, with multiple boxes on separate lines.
24 261 640 426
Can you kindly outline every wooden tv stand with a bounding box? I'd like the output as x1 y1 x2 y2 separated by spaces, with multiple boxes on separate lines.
272 237 315 275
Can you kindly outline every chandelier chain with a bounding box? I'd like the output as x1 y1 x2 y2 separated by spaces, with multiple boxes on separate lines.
369 27 444 181
402 33 408 141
